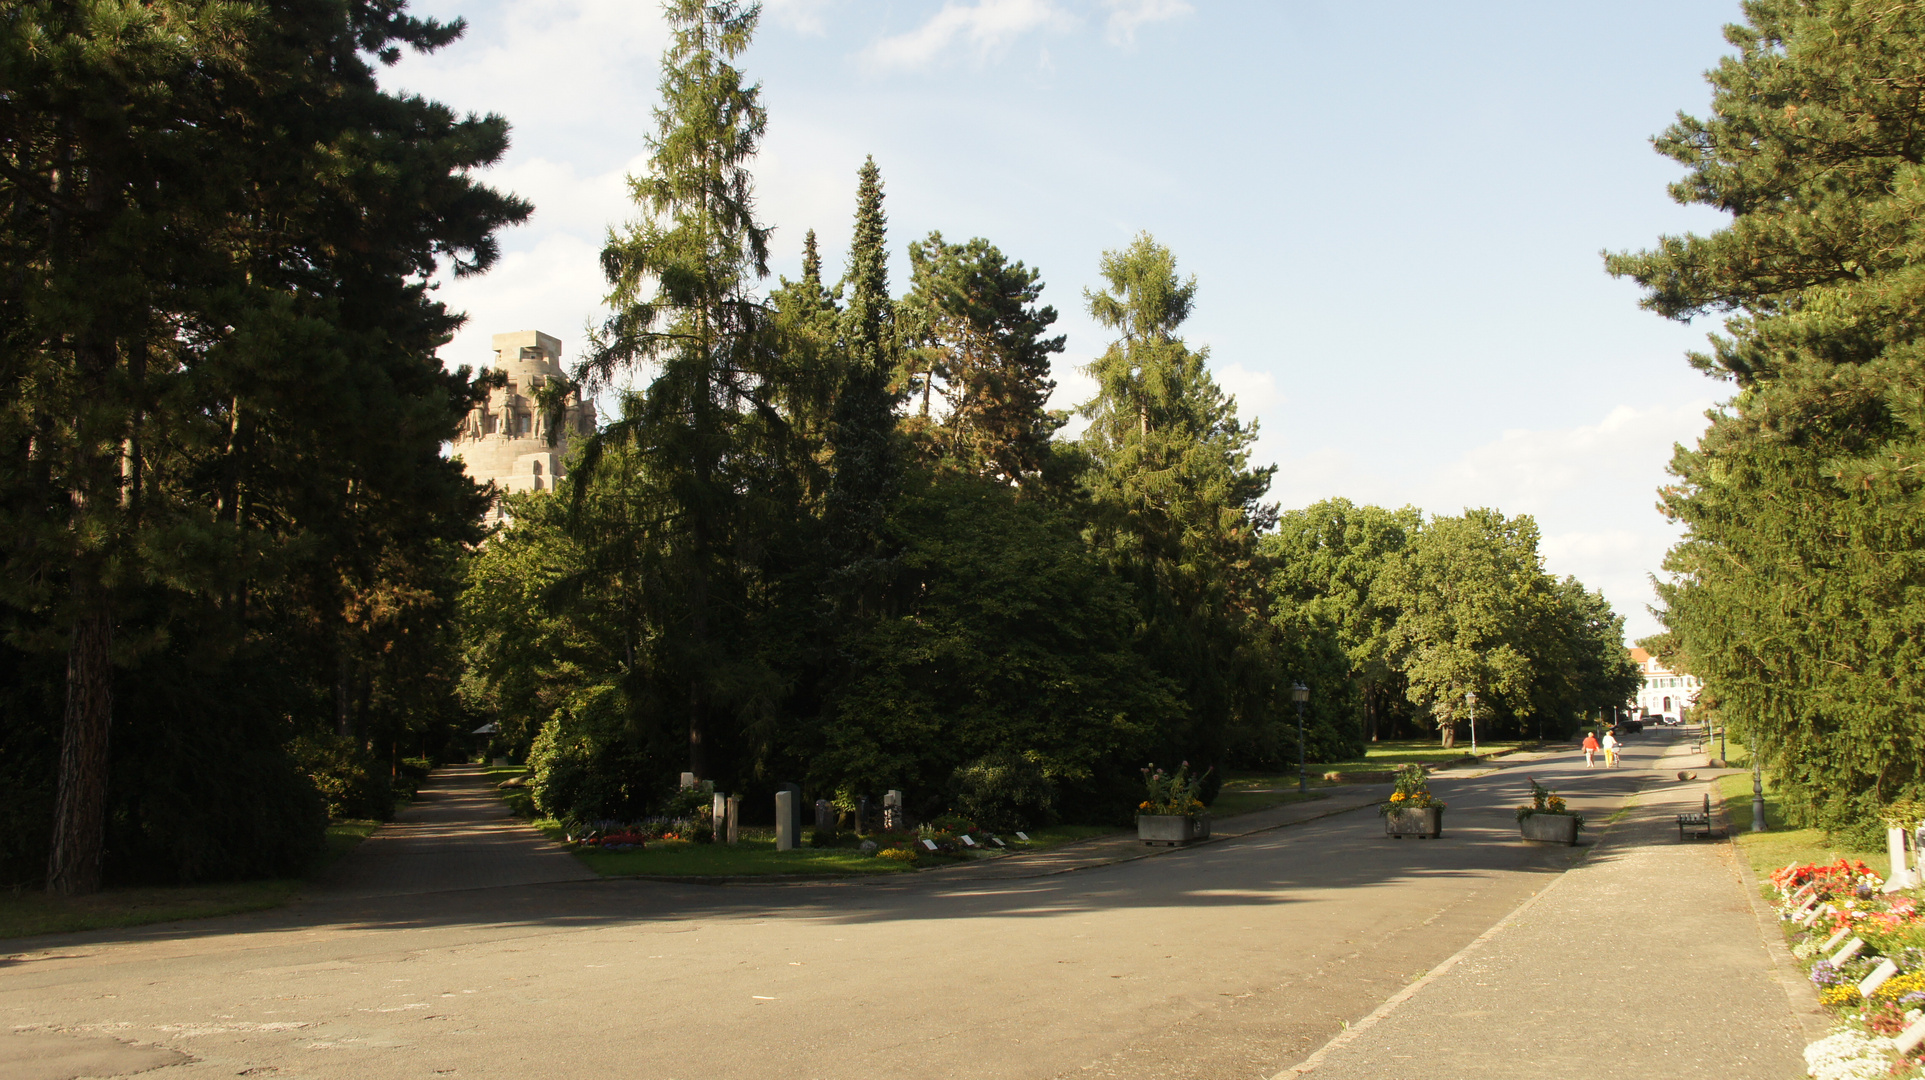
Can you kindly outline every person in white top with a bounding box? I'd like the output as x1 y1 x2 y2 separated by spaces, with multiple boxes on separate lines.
1602 730 1621 767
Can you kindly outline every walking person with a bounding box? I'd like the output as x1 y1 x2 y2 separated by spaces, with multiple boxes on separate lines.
1582 730 1600 768
1602 729 1621 767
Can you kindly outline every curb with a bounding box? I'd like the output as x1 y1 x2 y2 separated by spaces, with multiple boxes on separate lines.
1707 779 1834 1044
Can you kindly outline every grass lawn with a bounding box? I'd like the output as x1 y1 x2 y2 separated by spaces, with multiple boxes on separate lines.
1207 785 1329 818
1709 732 1887 880
1323 739 1528 769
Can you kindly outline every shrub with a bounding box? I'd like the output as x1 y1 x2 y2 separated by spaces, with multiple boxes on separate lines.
952 752 1057 833
291 735 396 822
876 846 918 863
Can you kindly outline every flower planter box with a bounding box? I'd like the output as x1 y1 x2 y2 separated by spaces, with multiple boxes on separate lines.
1519 813 1580 845
1138 814 1211 846
1384 807 1443 839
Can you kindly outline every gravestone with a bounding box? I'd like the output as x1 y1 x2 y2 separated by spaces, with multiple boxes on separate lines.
856 796 871 835
726 794 741 845
1831 937 1866 965
1898 1013 1925 1057
680 772 697 790
775 790 798 851
920 838 938 851
780 782 804 843
815 799 837 841
713 792 728 838
960 835 977 847
884 789 906 832
1015 831 1030 841
1861 958 1900 997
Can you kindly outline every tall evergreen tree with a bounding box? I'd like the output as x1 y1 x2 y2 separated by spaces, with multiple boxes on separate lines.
1607 0 1925 830
579 0 780 781
824 158 901 607
1077 234 1277 765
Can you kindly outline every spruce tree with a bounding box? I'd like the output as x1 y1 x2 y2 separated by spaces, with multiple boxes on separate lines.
1607 0 1925 828
823 158 901 607
1077 234 1276 764
580 0 778 780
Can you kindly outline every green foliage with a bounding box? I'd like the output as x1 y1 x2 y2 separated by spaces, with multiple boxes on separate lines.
1607 0 1925 831
807 469 1181 821
292 736 397 823
1139 761 1210 817
1380 763 1444 814
951 752 1057 833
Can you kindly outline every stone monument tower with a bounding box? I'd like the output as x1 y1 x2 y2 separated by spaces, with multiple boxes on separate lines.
451 331 596 509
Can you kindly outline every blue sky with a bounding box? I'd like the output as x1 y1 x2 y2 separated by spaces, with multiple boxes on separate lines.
392 0 1743 639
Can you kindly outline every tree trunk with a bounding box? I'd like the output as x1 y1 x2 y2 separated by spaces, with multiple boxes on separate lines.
47 591 113 895
1439 723 1455 750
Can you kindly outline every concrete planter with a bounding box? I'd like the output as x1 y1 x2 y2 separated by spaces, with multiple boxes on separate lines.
1519 812 1580 845
1138 814 1211 846
1384 807 1443 839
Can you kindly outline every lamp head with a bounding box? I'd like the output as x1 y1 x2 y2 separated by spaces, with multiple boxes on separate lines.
1291 682 1310 704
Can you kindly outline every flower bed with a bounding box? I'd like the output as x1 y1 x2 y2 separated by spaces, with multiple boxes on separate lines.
1766 859 1925 1078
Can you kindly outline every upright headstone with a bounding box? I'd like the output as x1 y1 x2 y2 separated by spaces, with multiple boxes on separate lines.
814 799 837 842
780 782 804 844
726 794 741 845
713 792 728 839
1886 825 1922 892
680 772 697 790
856 796 871 835
884 789 905 832
775 790 798 851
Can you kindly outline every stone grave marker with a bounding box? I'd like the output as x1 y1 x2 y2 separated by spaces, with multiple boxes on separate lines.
780 782 804 843
1898 1013 1925 1057
1015 831 1029 841
960 835 976 847
726 794 741 845
680 771 697 789
1821 926 1853 952
1830 937 1866 965
713 792 728 837
921 838 938 851
775 790 798 851
1860 958 1899 997
856 796 871 835
815 799 837 841
990 836 1005 848
884 789 905 832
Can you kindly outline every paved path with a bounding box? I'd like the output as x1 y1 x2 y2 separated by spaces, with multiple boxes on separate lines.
314 765 595 899
0 733 1811 1080
1286 734 1810 1079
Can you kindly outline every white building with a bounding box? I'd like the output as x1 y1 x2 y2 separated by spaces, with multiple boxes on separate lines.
449 331 596 518
1629 647 1700 722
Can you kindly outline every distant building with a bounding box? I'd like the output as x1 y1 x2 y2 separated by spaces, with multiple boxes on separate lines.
1628 646 1700 722
450 331 596 516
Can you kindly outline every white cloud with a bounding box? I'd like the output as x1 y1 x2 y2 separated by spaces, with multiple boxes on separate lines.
763 0 836 37
1102 0 1192 45
863 0 1071 69
1216 362 1281 415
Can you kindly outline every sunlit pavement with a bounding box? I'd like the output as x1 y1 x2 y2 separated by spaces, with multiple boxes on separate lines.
1 731 1808 1080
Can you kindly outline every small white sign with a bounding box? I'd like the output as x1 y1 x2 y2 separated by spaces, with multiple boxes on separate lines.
960 835 976 847
1900 1013 1925 1057
990 837 1005 847
1831 937 1867 965
1861 958 1900 997
1015 832 1030 841
921 839 938 851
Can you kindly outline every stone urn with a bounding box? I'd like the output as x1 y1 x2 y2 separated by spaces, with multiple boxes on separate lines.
1519 813 1580 845
1138 814 1211 846
1384 807 1443 839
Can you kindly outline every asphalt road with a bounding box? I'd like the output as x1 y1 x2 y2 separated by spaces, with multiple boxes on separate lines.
1 733 1778 1080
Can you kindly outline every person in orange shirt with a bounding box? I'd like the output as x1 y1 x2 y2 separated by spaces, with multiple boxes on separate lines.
1582 731 1600 768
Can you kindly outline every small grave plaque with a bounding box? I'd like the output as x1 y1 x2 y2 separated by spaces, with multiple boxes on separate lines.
1015 831 1029 841
1860 958 1900 997
921 839 938 851
1898 1013 1925 1057
1831 937 1867 965
1821 926 1853 952
775 790 798 851
990 837 1005 848
960 835 976 847
726 794 741 845
680 772 697 789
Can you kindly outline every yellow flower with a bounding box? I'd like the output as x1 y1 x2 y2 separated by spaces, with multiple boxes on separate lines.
1390 791 1406 802
1139 801 1151 810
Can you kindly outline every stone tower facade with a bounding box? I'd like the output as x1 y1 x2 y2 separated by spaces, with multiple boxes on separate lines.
451 331 597 503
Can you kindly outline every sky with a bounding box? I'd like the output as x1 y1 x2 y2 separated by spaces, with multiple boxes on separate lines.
389 0 1744 641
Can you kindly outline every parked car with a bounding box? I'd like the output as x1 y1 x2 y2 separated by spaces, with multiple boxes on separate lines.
1610 719 1641 738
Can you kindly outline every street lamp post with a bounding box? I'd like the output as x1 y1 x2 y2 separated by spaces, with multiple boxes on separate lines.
1752 731 1768 833
1293 683 1310 794
1466 690 1477 757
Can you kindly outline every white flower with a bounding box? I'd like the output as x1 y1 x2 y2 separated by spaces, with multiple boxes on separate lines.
1804 1029 1896 1080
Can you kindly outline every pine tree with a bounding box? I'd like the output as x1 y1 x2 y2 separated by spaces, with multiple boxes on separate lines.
0 0 524 893
903 232 1065 483
579 0 778 780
